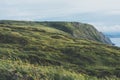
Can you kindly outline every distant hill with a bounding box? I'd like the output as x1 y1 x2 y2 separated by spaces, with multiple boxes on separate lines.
0 20 120 80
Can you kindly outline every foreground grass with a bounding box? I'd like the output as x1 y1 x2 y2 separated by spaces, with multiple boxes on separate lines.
0 60 119 80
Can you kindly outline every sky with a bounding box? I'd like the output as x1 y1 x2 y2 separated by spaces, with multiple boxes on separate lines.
0 0 120 33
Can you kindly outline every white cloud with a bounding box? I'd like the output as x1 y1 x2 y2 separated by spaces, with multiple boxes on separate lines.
1 0 120 18
93 24 120 33
88 22 120 33
0 0 120 28
106 11 120 15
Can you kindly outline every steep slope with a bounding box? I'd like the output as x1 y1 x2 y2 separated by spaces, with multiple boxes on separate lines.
0 20 120 80
39 22 113 44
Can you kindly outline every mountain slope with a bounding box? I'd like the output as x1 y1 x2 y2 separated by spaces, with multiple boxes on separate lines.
0 20 120 80
39 22 113 44
0 20 113 44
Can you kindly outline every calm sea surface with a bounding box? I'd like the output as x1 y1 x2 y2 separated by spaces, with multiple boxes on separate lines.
110 38 120 47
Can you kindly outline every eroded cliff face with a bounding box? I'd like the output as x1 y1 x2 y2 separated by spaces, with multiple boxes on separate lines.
98 32 113 45
71 22 113 45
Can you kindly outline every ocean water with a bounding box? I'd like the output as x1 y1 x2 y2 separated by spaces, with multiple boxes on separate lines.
110 38 120 47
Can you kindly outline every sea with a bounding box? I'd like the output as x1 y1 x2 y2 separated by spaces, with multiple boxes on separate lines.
110 38 120 47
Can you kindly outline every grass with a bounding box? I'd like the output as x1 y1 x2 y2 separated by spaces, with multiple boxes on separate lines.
0 20 120 80
0 60 119 80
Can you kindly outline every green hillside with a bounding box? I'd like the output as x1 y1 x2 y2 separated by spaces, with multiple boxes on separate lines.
39 22 113 44
0 20 112 44
0 20 120 80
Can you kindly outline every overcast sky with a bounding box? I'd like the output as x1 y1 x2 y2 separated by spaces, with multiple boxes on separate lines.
0 0 120 33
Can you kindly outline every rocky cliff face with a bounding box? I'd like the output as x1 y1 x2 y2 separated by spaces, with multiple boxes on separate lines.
71 22 113 45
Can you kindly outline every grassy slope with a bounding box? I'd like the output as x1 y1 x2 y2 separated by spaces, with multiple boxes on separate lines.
39 22 113 44
0 20 120 80
0 20 112 44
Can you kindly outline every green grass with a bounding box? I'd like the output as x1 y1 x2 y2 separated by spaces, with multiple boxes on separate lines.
0 60 119 80
0 20 120 80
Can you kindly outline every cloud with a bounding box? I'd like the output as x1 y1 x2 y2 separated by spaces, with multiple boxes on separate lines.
93 24 120 33
88 22 120 33
0 0 73 20
106 11 120 15
1 0 120 20
0 0 120 34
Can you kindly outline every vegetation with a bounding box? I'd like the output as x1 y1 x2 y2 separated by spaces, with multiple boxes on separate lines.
0 20 120 80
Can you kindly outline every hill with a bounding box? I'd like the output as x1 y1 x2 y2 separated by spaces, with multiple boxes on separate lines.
0 20 113 44
0 20 120 80
40 22 113 44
